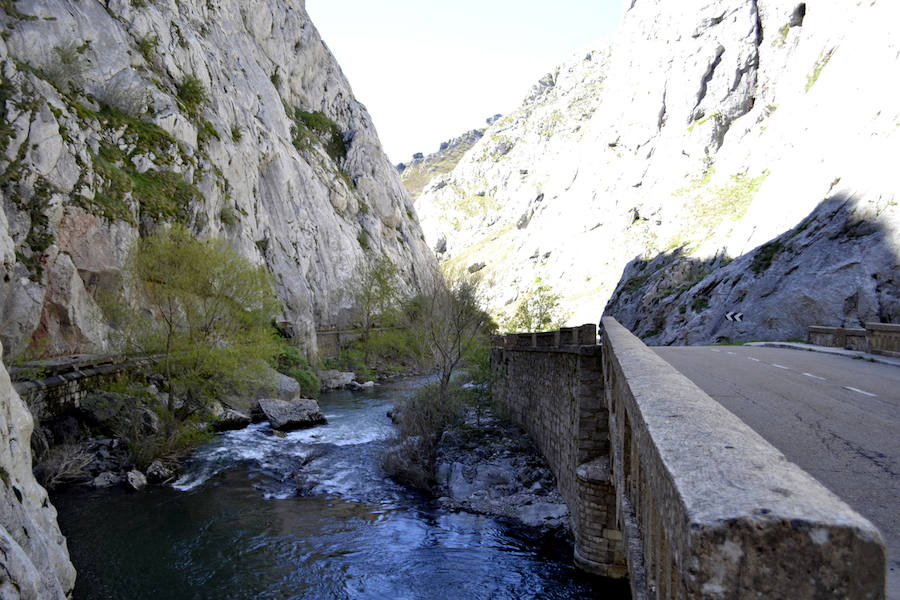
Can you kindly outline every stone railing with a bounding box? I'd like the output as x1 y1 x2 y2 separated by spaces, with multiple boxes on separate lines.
808 322 900 357
808 325 868 351
866 322 900 357
602 317 885 599
491 324 625 578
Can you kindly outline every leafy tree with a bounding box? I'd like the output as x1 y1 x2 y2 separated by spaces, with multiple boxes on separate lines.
503 279 569 332
351 256 400 363
114 226 281 419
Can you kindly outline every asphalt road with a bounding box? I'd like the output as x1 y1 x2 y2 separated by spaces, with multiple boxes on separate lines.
653 345 900 599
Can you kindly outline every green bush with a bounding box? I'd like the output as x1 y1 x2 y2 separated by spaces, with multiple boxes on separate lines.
177 75 206 115
275 344 321 397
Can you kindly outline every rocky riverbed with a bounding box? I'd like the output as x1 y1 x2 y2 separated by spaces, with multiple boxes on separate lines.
433 410 570 531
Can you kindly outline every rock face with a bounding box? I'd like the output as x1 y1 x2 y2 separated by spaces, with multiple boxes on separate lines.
0 341 76 598
0 0 437 359
251 398 326 431
397 128 485 201
415 0 899 340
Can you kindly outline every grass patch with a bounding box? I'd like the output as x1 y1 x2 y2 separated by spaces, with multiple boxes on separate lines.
291 108 347 164
86 141 198 224
806 49 834 92
751 241 784 274
691 296 709 312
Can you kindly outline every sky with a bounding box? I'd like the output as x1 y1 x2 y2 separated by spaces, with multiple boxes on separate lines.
305 0 625 164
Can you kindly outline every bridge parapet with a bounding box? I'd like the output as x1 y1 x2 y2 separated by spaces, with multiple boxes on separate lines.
602 317 885 599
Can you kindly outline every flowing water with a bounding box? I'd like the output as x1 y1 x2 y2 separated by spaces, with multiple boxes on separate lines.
53 378 623 599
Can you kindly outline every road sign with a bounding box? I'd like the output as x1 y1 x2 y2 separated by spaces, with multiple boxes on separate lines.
725 311 743 322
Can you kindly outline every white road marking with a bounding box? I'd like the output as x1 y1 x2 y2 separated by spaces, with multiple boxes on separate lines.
803 372 826 381
771 364 790 370
726 351 737 355
843 386 877 398
710 349 721 353
748 357 761 362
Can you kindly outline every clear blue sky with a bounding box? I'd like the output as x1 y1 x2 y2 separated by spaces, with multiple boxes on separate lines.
306 1 625 163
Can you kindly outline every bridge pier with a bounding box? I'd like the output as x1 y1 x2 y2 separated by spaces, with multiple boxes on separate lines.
492 324 627 579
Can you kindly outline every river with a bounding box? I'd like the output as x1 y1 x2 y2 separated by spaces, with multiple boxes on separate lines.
53 377 624 599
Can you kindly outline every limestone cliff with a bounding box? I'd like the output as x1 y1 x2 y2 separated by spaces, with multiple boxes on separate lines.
415 0 899 342
398 128 485 202
0 0 437 359
0 340 76 598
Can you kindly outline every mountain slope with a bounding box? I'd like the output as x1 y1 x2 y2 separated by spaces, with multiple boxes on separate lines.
415 0 899 340
0 0 437 358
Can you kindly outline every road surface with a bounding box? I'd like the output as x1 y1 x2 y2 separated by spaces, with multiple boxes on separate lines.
653 345 900 599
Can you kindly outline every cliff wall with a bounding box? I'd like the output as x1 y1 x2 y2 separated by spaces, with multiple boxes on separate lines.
415 0 899 342
0 0 437 359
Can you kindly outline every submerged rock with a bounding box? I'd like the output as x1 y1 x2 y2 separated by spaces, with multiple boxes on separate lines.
251 399 327 432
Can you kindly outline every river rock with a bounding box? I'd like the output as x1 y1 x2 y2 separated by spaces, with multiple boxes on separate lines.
146 460 174 484
251 399 327 432
91 471 121 488
433 410 569 530
126 469 147 492
318 370 355 391
212 409 252 432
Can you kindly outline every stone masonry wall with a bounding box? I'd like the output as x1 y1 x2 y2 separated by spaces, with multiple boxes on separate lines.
491 325 626 578
602 317 886 599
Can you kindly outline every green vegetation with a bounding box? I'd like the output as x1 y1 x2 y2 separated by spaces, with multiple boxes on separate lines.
751 240 784 274
270 71 281 89
177 75 206 115
89 139 199 224
502 280 569 332
108 226 282 418
688 111 719 132
691 296 710 312
669 170 768 251
276 344 321 398
357 230 370 250
138 34 157 63
290 108 347 164
231 125 243 142
806 49 834 92
351 257 400 364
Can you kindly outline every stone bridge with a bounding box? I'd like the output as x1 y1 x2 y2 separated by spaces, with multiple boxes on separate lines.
10 354 156 420
491 317 886 599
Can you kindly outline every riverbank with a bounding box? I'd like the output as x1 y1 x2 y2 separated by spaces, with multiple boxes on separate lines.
434 408 571 531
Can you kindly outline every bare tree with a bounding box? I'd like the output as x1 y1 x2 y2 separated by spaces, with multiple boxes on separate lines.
410 269 494 400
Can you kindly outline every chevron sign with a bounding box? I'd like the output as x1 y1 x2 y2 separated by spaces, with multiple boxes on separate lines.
725 311 744 322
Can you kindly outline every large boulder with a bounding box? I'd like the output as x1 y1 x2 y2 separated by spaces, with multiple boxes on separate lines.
317 370 355 391
250 399 326 432
212 408 252 432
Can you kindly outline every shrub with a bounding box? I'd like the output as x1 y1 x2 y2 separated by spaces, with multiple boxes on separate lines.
177 75 206 115
138 34 157 63
275 344 321 397
231 125 243 142
751 241 784 274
